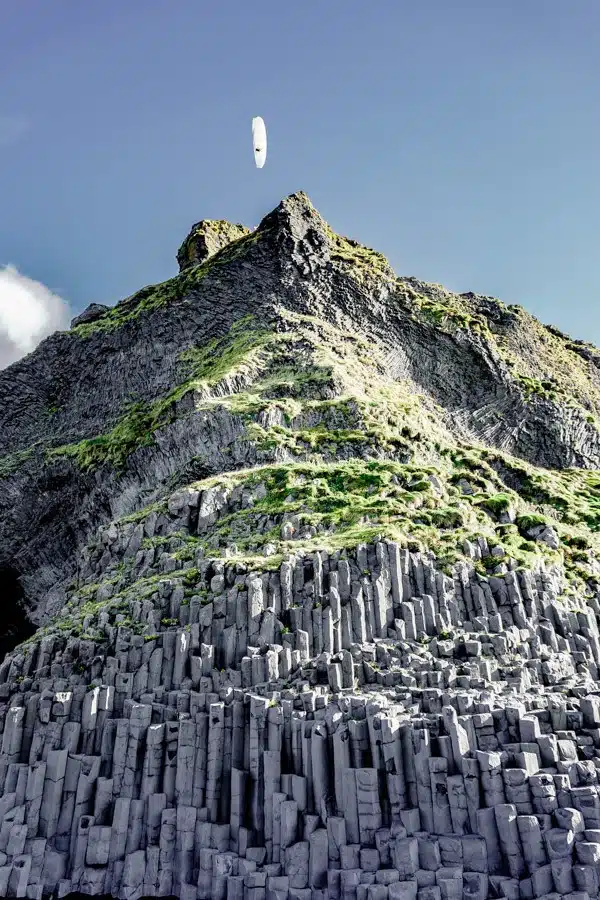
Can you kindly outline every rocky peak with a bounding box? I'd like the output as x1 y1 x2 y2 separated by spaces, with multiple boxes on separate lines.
176 219 250 272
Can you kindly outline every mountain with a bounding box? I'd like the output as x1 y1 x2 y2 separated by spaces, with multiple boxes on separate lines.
0 192 600 898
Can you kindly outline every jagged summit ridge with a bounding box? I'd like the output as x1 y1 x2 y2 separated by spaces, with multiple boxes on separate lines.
1 194 600 897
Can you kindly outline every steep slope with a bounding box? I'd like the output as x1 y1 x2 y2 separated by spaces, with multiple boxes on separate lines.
1 194 600 898
2 192 600 619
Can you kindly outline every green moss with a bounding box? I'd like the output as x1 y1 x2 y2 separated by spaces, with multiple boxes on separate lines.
0 445 37 479
513 374 559 402
568 548 589 562
516 513 548 533
177 316 271 386
178 458 497 571
48 401 157 471
519 540 538 553
427 507 465 528
486 450 600 535
564 534 591 550
479 493 513 516
182 567 200 586
325 226 393 282
177 220 250 268
120 500 167 525
415 298 491 335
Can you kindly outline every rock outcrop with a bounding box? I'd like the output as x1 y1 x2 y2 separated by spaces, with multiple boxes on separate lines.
2 193 600 898
70 304 110 329
176 220 251 272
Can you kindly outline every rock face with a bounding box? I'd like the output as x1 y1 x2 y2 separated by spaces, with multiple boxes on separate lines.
176 220 250 272
2 192 600 898
70 304 110 329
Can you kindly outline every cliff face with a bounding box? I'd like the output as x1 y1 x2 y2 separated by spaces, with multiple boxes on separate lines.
1 193 600 899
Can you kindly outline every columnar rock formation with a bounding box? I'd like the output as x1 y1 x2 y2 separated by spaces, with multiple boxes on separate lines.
2 194 600 898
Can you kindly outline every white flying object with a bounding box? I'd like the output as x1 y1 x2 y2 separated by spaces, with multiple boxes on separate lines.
252 117 267 169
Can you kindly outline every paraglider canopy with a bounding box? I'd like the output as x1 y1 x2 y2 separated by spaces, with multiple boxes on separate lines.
252 117 267 169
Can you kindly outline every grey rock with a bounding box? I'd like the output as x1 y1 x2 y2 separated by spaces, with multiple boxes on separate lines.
70 303 110 328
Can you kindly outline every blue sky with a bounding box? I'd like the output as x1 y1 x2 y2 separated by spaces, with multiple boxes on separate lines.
1 0 599 347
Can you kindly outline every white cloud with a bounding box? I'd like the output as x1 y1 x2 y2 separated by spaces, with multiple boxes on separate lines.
0 115 29 147
0 266 71 369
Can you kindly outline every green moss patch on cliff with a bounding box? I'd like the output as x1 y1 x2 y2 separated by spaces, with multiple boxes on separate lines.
46 401 158 472
325 226 394 283
0 445 38 479
412 295 492 336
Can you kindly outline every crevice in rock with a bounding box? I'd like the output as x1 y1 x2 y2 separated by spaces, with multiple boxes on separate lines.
0 565 36 663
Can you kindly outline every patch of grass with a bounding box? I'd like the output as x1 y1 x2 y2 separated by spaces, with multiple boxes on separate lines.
120 500 167 524
485 449 600 532
414 298 491 335
516 513 548 533
513 374 559 403
325 226 394 282
177 315 272 387
479 493 514 516
178 458 535 574
0 445 38 479
48 401 158 471
519 540 538 553
564 534 591 550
